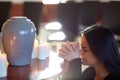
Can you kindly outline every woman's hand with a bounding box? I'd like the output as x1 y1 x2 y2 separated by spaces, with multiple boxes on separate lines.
58 41 80 61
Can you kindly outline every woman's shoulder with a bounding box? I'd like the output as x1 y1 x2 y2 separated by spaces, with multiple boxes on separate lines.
105 73 120 80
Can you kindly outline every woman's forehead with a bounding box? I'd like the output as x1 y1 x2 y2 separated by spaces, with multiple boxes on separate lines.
81 36 88 45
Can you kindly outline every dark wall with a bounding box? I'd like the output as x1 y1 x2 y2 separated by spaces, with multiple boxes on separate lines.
57 2 80 41
102 1 120 35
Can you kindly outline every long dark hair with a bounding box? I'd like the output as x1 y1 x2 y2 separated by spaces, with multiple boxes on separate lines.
81 24 120 74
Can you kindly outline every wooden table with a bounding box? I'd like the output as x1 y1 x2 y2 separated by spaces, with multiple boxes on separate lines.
0 51 64 80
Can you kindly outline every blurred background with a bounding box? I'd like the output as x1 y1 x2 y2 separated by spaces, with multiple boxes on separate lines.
0 0 120 53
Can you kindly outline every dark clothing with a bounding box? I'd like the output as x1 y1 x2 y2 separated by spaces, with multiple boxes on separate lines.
80 67 95 80
61 58 120 80
62 58 82 79
105 73 120 80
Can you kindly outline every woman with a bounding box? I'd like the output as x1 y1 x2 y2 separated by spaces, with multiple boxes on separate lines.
59 24 120 80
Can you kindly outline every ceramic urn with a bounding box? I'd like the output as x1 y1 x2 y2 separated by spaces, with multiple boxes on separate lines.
2 16 36 66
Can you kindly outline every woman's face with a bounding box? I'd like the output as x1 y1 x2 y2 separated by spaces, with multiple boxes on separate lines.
80 35 99 66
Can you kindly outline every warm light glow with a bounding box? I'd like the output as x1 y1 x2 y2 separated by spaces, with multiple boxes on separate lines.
10 41 13 45
48 31 66 40
60 0 69 3
36 51 63 79
45 22 62 30
42 0 60 4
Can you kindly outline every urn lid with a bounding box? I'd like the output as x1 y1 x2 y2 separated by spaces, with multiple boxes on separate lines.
6 16 32 24
2 16 36 32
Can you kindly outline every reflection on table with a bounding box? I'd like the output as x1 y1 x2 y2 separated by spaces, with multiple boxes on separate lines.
0 51 64 80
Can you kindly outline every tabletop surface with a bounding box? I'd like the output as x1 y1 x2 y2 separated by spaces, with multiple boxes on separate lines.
0 51 64 80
